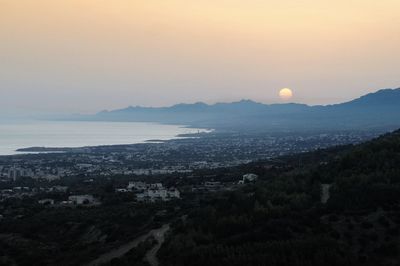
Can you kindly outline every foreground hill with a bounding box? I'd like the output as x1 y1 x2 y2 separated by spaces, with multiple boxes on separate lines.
159 129 400 266
78 88 400 131
1 129 399 265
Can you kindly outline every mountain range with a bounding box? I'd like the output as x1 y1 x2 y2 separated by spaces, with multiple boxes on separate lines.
75 88 400 131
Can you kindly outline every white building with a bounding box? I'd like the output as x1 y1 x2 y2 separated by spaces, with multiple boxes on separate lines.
136 187 180 202
38 199 55 205
127 181 147 191
167 188 180 199
68 195 95 205
7 167 34 181
149 183 163 189
242 173 258 183
147 189 168 199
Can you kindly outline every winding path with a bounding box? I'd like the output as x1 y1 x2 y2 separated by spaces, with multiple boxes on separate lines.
145 224 170 266
86 224 170 266
321 184 332 204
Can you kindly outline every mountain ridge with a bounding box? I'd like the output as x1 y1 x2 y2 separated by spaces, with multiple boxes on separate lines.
97 88 400 113
74 88 400 131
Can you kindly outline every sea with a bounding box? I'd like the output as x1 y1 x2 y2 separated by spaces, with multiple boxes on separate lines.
0 120 209 156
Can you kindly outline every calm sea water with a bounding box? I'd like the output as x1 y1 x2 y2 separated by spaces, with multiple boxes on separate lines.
0 120 208 155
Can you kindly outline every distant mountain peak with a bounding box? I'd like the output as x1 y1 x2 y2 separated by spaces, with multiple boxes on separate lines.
172 102 208 107
344 88 400 106
236 99 258 104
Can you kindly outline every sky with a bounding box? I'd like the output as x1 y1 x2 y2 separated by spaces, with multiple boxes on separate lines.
0 0 399 114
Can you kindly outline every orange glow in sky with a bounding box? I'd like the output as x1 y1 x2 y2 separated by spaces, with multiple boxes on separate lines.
0 0 399 112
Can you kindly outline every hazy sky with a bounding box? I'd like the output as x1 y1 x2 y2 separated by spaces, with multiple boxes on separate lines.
1 0 399 113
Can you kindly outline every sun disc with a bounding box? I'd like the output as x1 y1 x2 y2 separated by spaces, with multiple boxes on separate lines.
279 88 293 100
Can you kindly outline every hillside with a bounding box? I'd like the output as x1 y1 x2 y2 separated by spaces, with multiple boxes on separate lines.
158 129 400 266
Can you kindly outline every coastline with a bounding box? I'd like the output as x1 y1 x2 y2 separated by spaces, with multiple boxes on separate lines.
0 120 213 156
14 131 214 154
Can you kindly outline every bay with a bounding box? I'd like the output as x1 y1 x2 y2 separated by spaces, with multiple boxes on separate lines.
0 120 209 155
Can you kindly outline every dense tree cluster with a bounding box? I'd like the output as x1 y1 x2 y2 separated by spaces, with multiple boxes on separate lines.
0 198 163 266
159 130 400 266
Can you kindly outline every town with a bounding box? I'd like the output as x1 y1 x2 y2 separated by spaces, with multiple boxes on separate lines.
0 130 379 182
0 130 379 216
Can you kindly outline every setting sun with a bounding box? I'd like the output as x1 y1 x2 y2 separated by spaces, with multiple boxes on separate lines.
279 88 293 100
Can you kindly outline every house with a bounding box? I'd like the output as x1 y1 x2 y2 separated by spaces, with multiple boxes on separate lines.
68 195 95 205
38 199 55 205
127 181 146 191
8 167 34 181
136 187 180 202
167 188 180 198
147 189 168 199
243 174 258 182
149 183 163 189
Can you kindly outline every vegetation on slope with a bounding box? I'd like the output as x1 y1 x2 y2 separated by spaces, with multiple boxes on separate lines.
159 130 400 266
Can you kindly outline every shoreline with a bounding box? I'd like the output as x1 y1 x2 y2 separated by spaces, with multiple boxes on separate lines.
6 130 214 156
0 120 213 156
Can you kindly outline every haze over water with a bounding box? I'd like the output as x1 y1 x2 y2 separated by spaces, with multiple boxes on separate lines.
0 121 208 156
